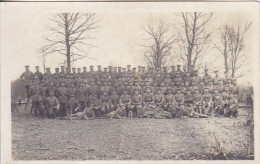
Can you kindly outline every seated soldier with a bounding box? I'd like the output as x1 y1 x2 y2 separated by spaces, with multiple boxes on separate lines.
202 87 213 115
143 86 156 118
175 88 185 117
131 89 143 118
100 90 110 114
154 88 173 119
105 104 127 119
89 93 103 117
45 90 60 118
109 89 120 112
119 89 132 118
164 88 177 117
192 89 202 113
224 92 238 117
65 107 89 120
212 88 224 116
66 95 81 115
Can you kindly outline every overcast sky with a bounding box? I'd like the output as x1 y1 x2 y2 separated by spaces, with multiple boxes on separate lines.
1 2 259 85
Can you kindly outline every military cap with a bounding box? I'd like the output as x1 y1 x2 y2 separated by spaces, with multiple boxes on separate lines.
194 70 198 72
90 65 94 68
55 68 59 70
118 66 122 69
72 67 76 69
25 65 29 68
204 68 208 71
142 66 145 69
77 68 81 70
83 66 86 69
171 65 175 68
214 70 219 73
104 67 108 70
108 66 112 69
114 67 117 69
177 65 181 67
133 68 136 70
61 66 65 68
98 65 101 67
35 66 39 68
138 66 142 68
46 67 50 70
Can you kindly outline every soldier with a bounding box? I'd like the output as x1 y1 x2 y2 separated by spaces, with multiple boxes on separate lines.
46 81 56 97
176 65 182 75
66 95 81 115
212 88 224 116
119 89 132 117
225 92 238 117
142 86 156 118
77 82 88 112
60 66 65 76
127 64 131 72
29 80 45 116
170 65 176 80
57 81 68 117
222 85 230 109
67 82 77 100
77 68 81 77
223 71 230 85
45 67 52 79
230 78 239 97
131 88 142 117
191 70 201 85
65 107 89 120
89 93 103 117
164 88 177 117
174 72 183 87
203 69 212 85
109 89 120 112
34 66 43 81
154 88 165 108
100 90 111 114
66 67 71 74
213 71 220 86
161 66 168 79
184 89 194 108
164 73 172 87
192 88 202 113
202 87 213 115
45 90 60 118
20 65 34 100
175 88 186 118
53 67 60 77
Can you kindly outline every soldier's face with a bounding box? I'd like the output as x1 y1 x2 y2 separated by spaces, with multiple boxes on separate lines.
36 67 39 71
25 67 29 71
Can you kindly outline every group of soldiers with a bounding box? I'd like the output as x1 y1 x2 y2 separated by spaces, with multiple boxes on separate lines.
20 64 239 119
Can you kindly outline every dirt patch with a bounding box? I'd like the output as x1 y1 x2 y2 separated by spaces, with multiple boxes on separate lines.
12 105 253 160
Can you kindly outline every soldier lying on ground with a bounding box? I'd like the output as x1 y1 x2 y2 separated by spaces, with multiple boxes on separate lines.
65 107 89 120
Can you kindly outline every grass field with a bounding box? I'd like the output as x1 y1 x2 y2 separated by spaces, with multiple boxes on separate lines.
12 104 254 160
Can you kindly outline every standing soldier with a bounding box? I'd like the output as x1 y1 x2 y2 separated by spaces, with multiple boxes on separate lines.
45 67 52 80
34 66 43 81
57 81 68 117
170 65 176 80
67 82 77 100
174 72 183 87
60 66 65 76
90 93 103 117
164 73 172 87
202 87 213 115
176 65 182 75
175 87 185 118
53 67 60 77
20 65 34 100
191 70 201 86
213 71 220 86
203 69 212 85
29 80 45 116
66 67 71 75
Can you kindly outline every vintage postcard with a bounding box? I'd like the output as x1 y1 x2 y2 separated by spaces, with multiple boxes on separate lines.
1 1 259 164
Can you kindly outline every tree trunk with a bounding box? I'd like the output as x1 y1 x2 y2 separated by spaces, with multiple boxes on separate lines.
64 13 71 69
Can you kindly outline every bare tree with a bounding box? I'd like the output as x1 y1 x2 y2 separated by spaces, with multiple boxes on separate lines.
39 47 48 72
215 21 252 78
227 21 252 78
140 19 176 69
42 13 98 68
175 12 213 71
214 24 231 74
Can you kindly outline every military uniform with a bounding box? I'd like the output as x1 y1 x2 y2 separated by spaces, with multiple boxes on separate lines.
20 66 34 99
45 92 60 118
34 66 43 81
57 83 68 116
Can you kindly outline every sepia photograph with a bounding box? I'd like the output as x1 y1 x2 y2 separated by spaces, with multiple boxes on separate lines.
1 1 259 163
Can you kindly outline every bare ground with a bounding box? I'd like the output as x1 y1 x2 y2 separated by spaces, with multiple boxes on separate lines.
12 105 253 160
